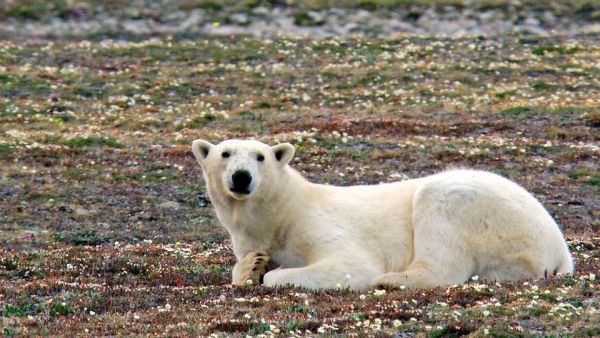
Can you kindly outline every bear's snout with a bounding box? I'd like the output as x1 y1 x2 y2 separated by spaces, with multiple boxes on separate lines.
231 170 252 194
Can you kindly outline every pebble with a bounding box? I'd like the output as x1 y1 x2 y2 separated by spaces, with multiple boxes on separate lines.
98 222 111 229
158 201 180 210
73 207 91 218
230 13 250 26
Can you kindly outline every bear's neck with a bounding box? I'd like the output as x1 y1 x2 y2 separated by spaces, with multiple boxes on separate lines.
216 166 310 257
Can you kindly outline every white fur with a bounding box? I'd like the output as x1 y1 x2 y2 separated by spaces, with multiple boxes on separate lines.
192 139 574 290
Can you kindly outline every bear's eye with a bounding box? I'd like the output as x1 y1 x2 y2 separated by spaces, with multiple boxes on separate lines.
221 151 230 159
256 154 264 162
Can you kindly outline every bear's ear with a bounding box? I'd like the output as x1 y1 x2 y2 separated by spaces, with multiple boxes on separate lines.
191 139 214 166
271 143 295 166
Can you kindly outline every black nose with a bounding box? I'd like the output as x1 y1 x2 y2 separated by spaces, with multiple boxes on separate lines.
231 170 252 193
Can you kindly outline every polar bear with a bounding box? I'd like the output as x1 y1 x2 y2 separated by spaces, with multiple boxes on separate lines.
191 139 573 290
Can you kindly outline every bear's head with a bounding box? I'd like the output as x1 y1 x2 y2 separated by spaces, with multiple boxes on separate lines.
192 139 295 201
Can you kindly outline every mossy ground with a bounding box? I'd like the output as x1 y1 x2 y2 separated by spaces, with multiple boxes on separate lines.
0 10 598 337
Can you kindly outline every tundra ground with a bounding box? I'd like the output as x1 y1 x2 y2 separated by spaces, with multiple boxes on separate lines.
0 10 599 336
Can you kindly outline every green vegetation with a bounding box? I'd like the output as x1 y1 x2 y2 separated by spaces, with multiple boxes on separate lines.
3 304 30 318
0 1 598 336
53 229 106 246
63 136 124 148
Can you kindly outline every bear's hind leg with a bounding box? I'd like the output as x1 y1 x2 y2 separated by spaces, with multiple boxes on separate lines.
373 180 483 289
372 210 476 289
478 253 546 282
263 255 384 290
371 213 477 289
371 260 471 289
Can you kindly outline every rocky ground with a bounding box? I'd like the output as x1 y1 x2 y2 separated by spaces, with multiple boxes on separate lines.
0 0 599 336
1 0 600 39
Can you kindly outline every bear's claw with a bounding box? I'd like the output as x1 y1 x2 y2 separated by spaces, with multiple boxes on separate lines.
232 251 270 286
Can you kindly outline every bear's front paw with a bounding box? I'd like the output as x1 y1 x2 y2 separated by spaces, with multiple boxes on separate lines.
232 251 270 286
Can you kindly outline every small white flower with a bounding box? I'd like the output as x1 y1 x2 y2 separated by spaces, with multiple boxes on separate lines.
359 294 366 300
246 279 253 285
89 310 95 316
471 275 479 281
590 273 596 281
165 303 171 311
244 313 252 319
393 319 402 328
134 314 140 320
373 289 386 296
483 310 490 317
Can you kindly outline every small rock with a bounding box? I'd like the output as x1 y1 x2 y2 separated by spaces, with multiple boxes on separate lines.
387 18 414 32
122 20 152 35
130 213 154 221
524 17 540 26
178 9 204 30
252 6 269 16
519 24 548 36
196 194 210 208
158 201 180 210
308 11 325 24
230 13 250 25
541 11 556 25
74 207 91 217
582 23 600 34
479 10 498 22
98 222 111 229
